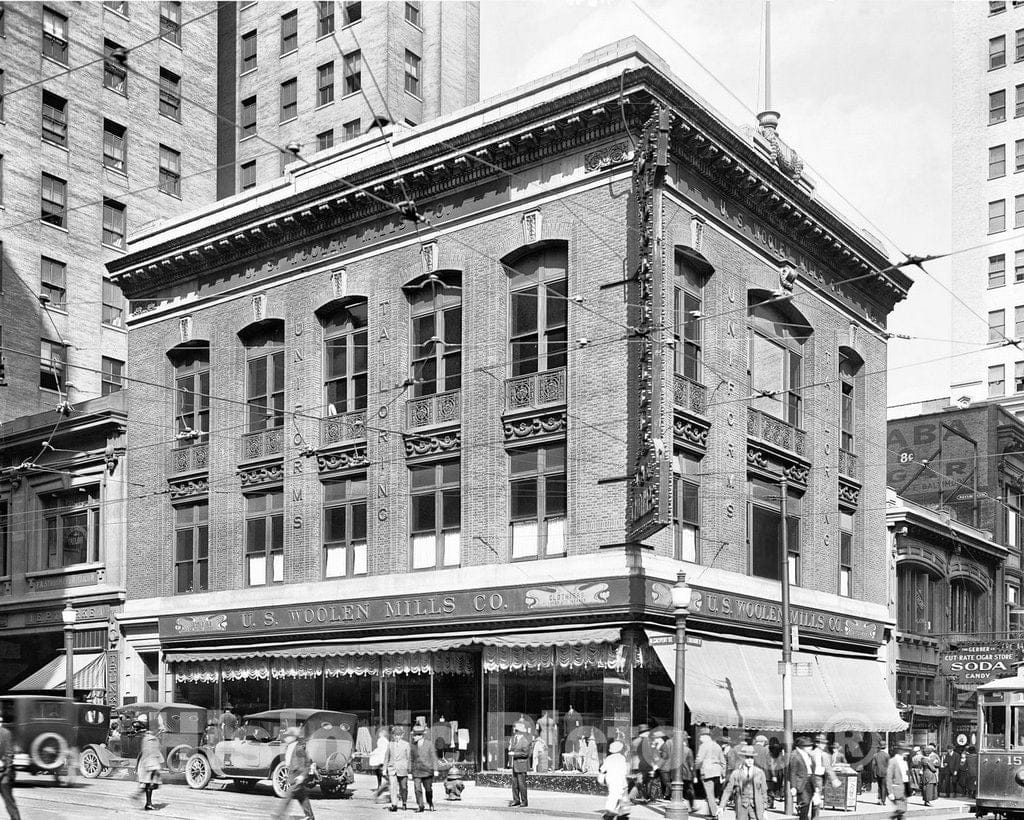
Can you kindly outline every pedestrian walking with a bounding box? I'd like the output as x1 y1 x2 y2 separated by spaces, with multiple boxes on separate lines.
886 744 910 820
938 745 954 798
810 734 840 797
369 726 390 802
751 736 772 808
908 746 922 797
921 744 939 805
628 724 653 803
508 719 531 808
719 745 768 820
696 727 727 817
271 727 314 820
0 711 21 820
410 725 437 813
788 736 817 820
385 725 411 813
598 739 631 820
767 737 787 808
870 744 890 805
133 718 165 812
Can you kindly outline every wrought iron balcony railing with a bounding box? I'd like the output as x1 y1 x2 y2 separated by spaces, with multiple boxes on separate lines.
240 427 284 461
747 407 806 456
505 367 567 413
407 389 461 429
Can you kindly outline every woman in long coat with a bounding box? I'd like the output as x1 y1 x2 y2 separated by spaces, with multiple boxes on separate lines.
135 721 165 812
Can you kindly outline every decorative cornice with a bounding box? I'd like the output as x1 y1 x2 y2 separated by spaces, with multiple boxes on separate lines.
503 411 567 443
316 443 369 475
672 412 709 452
168 476 209 500
239 462 285 488
838 479 861 508
746 442 810 489
404 430 462 458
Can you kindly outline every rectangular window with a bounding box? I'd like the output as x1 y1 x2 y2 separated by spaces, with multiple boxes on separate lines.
1017 140 1024 172
175 350 209 442
992 254 1007 287
1007 490 1022 548
1010 583 1024 634
343 118 360 141
102 199 126 249
840 378 855 452
1017 84 1024 117
240 95 257 138
174 502 208 593
160 1 181 46
317 129 334 151
991 309 1006 343
318 1 335 36
410 460 461 569
674 257 703 381
246 348 284 431
343 1 361 25
245 490 284 586
159 145 181 197
40 338 65 391
750 331 803 426
748 477 801 584
42 486 99 568
317 62 334 106
40 173 66 227
510 444 566 561
104 1 128 15
102 279 124 327
42 7 68 65
991 364 1007 397
280 9 297 54
992 144 1007 178
1017 28 1024 61
992 89 1007 124
0 502 7 579
324 302 368 413
673 452 700 562
839 510 853 597
405 1 421 27
279 78 297 121
1017 194 1024 229
993 35 1008 69
40 257 66 307
323 476 367 577
1016 305 1024 338
102 119 127 172
103 39 127 94
344 50 361 94
1016 361 1024 392
1017 250 1024 281
159 68 181 120
992 199 1007 233
101 356 124 395
993 1 1008 12
240 29 257 72
41 90 68 146
240 160 256 190
405 50 421 96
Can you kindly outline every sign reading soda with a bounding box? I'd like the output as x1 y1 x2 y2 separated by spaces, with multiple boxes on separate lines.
939 644 1020 688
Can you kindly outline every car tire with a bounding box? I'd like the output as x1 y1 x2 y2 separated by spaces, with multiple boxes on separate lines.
79 748 103 780
30 732 69 771
184 753 213 790
271 761 290 799
166 744 193 773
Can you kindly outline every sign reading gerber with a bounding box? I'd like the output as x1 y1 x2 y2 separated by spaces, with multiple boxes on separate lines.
940 644 1020 688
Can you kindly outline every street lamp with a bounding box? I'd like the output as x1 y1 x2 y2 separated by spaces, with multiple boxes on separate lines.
666 570 693 820
61 602 76 700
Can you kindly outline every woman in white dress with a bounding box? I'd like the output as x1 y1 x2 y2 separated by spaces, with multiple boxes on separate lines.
581 735 600 775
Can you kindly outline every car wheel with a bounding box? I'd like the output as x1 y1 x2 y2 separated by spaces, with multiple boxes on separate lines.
271 761 290 798
166 744 193 773
184 753 212 790
320 779 346 798
30 732 69 771
79 748 104 779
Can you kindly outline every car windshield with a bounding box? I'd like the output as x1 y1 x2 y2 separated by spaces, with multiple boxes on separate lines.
238 719 282 741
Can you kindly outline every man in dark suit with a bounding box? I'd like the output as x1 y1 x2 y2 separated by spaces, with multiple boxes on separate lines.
788 736 816 820
886 744 910 820
509 720 532 808
0 712 20 820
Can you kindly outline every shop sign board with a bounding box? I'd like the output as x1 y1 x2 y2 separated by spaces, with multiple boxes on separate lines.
0 604 111 632
159 579 627 642
939 644 1020 688
647 580 884 644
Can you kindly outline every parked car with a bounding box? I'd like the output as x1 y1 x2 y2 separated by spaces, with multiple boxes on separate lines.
184 708 356 798
78 702 207 779
0 696 109 777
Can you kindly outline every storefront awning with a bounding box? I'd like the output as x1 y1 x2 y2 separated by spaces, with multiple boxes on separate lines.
911 704 949 718
11 652 105 692
651 638 906 732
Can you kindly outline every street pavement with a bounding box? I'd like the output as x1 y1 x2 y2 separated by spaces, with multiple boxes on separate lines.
4 772 979 820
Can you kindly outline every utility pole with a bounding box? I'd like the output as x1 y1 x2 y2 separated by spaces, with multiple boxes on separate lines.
780 475 794 816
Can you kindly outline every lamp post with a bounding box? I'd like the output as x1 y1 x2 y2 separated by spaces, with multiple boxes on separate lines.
61 602 76 700
666 570 692 820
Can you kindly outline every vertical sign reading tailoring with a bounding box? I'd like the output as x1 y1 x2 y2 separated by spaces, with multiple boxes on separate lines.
626 107 674 542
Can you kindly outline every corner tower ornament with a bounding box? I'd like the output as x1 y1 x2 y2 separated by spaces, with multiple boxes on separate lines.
756 110 804 181
626 105 674 543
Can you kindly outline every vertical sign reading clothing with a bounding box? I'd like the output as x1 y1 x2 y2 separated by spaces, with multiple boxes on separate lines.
626 106 674 542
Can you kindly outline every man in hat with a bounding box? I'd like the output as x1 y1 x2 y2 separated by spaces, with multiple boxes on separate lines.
385 725 411 813
628 723 653 803
788 736 817 820
410 725 437 813
508 720 532 808
0 711 20 820
871 742 891 805
751 735 773 809
810 735 840 799
886 744 910 820
696 727 726 817
720 745 768 820
272 726 314 820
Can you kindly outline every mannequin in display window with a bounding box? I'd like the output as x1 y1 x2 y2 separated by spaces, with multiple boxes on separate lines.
536 710 558 766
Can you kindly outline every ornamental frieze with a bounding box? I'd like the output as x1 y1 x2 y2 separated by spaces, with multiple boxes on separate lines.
503 411 568 443
403 430 462 459
168 476 209 500
584 141 632 172
239 462 285 488
316 444 369 474
746 443 811 489
838 476 861 509
672 414 709 451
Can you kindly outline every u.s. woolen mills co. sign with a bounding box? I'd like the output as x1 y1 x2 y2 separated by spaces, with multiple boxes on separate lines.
939 644 1021 688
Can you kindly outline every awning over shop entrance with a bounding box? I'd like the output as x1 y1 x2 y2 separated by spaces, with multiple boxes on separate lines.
10 652 105 692
651 638 906 732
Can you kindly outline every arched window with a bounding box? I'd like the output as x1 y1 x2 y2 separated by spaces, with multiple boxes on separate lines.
506 245 567 376
897 563 936 634
408 271 461 397
950 578 982 633
241 321 285 432
323 300 368 416
169 342 210 444
674 250 710 382
748 294 811 427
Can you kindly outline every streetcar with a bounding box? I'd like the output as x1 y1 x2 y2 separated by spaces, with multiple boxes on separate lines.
976 670 1024 817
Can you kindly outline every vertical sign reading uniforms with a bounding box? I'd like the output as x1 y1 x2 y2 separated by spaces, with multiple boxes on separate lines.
626 106 674 542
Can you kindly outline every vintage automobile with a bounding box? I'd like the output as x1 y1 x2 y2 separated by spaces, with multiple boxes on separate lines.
183 708 356 798
0 696 109 777
78 701 207 778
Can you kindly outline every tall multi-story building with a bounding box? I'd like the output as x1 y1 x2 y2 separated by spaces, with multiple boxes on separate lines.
215 0 480 197
950 1 1024 412
108 37 910 762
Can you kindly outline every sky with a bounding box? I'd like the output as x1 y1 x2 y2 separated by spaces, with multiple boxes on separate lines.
478 0 954 408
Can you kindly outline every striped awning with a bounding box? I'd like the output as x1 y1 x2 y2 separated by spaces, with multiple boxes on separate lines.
11 652 106 692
